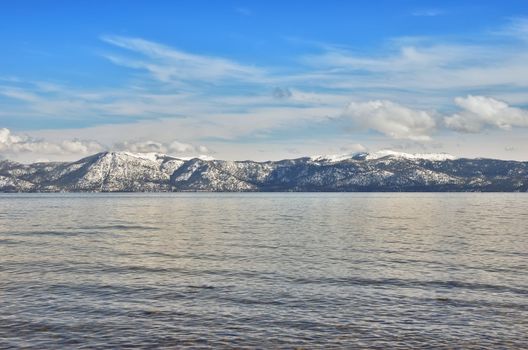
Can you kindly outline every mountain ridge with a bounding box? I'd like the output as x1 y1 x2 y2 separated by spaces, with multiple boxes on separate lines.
0 151 527 192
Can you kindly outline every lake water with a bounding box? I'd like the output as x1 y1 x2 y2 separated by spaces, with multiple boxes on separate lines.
1 193 527 349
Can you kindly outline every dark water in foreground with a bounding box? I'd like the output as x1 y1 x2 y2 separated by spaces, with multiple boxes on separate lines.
0 193 527 349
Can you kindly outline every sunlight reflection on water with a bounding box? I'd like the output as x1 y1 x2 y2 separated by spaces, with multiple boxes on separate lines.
1 193 527 348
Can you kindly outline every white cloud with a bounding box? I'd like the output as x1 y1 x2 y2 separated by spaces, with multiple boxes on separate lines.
343 100 437 141
0 87 40 102
101 35 264 84
496 17 528 40
444 95 528 133
339 143 367 153
298 28 528 93
0 128 103 157
0 127 213 162
3 20 528 162
342 95 528 139
113 139 210 155
113 140 166 153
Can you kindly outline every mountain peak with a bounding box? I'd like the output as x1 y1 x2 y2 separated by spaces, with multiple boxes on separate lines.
310 153 356 163
0 152 526 192
310 150 456 163
93 151 214 162
365 150 456 161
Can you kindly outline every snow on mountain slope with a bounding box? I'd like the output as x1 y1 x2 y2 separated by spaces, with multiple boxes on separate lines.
0 151 526 192
310 154 356 163
0 175 35 191
311 150 456 163
68 152 189 191
170 159 258 191
365 150 456 161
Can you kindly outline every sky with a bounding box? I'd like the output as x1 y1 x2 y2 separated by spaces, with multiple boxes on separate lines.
1 0 528 162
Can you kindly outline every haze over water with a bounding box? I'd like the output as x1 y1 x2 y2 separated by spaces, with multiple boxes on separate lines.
1 193 527 348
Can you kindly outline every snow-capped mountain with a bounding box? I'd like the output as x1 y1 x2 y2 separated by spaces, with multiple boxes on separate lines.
310 150 456 163
363 150 457 161
0 151 527 192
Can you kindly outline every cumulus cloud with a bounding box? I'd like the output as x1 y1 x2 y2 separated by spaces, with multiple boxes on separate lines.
339 143 367 153
0 128 103 156
113 139 210 155
343 100 437 140
444 95 528 133
0 127 212 162
342 96 528 140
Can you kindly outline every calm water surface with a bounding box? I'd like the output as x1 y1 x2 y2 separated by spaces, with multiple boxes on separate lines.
1 193 527 349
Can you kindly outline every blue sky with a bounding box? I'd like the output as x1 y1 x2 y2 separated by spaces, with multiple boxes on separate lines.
1 1 528 161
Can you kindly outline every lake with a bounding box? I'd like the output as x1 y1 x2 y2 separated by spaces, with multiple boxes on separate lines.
1 193 527 348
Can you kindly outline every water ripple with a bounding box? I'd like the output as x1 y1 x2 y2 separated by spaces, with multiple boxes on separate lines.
1 193 527 348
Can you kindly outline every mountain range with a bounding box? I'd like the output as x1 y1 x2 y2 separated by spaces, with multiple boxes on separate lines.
0 151 527 192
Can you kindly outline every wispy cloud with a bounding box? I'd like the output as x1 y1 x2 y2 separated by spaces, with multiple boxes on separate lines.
0 86 41 102
495 17 528 40
101 35 265 84
298 38 528 93
4 18 528 161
